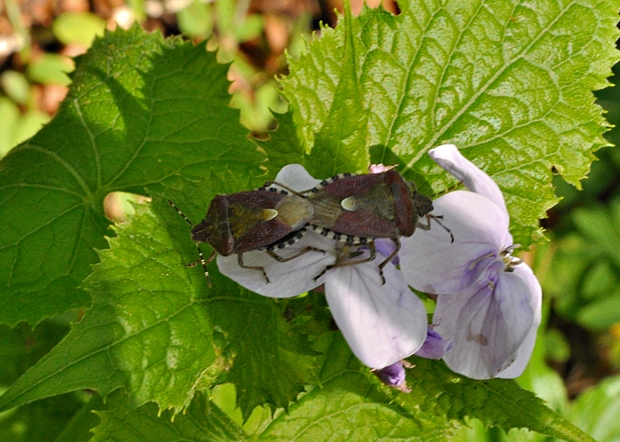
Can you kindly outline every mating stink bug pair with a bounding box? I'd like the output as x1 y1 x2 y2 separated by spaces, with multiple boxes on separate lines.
171 168 448 285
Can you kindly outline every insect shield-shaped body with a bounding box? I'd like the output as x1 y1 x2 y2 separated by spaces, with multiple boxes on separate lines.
306 170 435 282
172 189 315 285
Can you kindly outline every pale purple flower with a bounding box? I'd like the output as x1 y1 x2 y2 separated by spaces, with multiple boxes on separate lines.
374 330 453 391
218 165 428 369
415 327 454 360
399 144 542 380
373 361 410 392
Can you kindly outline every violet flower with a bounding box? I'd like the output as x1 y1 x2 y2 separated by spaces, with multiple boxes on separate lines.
217 164 428 370
374 329 453 391
399 144 542 379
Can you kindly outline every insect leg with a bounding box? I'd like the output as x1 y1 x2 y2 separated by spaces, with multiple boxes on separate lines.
261 181 312 196
186 249 216 287
238 253 270 283
313 241 381 282
267 246 325 263
377 238 400 283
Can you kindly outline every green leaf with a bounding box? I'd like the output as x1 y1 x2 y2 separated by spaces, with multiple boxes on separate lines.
576 290 620 330
0 321 69 386
258 110 306 176
56 395 105 442
52 12 106 47
0 202 216 413
0 97 20 156
259 335 452 441
91 391 247 442
210 289 320 421
12 111 51 149
0 196 319 416
567 375 620 442
177 1 213 39
0 26 264 326
0 394 83 442
280 0 620 242
26 53 73 86
0 71 30 105
262 6 370 179
401 357 595 442
306 5 370 177
0 321 80 442
260 372 451 441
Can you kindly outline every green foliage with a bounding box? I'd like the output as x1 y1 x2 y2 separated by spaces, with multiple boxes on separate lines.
402 357 592 441
0 93 51 158
281 0 619 243
0 321 82 441
91 391 247 442
260 335 453 441
0 0 618 440
542 198 620 330
52 12 106 47
26 54 73 86
567 375 620 441
0 26 264 326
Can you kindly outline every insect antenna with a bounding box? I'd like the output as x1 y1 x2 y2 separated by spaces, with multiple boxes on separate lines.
168 200 212 287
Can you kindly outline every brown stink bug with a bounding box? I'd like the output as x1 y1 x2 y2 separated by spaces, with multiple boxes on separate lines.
304 170 451 282
170 187 322 285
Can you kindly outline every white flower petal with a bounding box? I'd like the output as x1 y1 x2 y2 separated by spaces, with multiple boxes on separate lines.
429 144 508 218
217 231 337 298
497 263 543 378
435 267 535 379
325 259 428 369
274 164 321 192
400 191 509 294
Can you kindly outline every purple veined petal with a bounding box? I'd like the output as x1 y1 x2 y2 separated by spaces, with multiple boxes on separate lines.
217 230 337 298
414 327 453 360
400 191 509 295
497 263 543 378
273 164 321 192
434 266 535 379
429 144 508 217
325 257 428 369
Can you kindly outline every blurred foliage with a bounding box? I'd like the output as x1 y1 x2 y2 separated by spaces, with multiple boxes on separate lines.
0 0 316 161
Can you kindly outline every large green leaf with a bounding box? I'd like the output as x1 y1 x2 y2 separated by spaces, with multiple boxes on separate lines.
259 335 452 441
268 333 592 442
567 374 620 441
210 290 319 420
402 357 594 442
91 391 247 442
0 196 318 416
0 321 79 442
279 0 619 242
0 202 216 413
0 26 264 326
